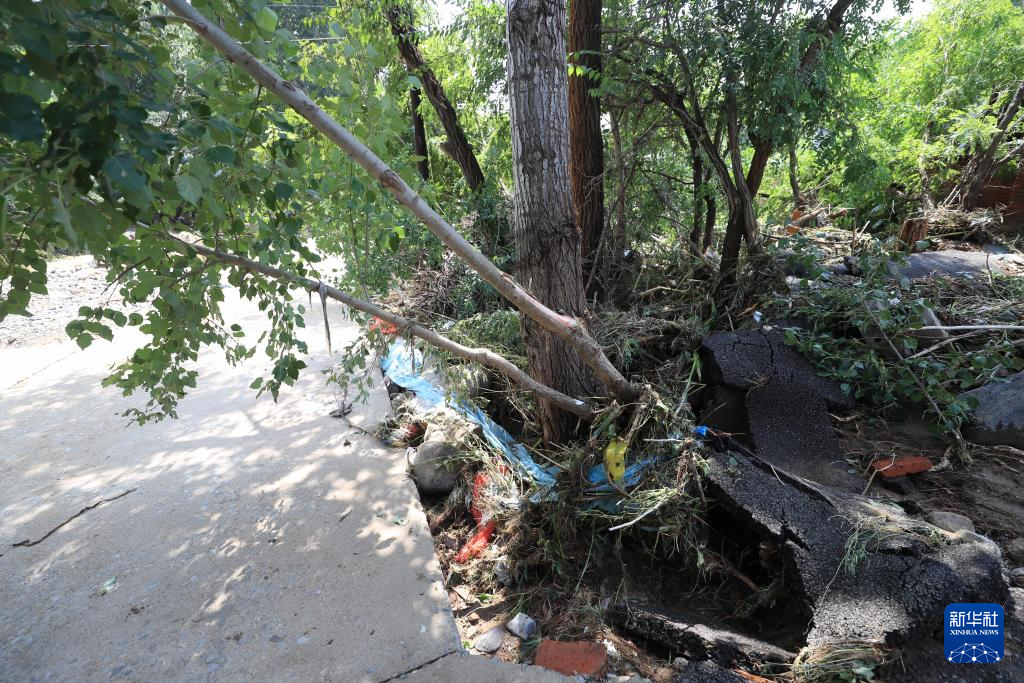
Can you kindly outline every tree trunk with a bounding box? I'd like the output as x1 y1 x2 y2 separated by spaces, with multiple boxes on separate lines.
720 89 759 282
386 5 485 191
702 186 717 250
410 87 429 180
684 125 704 250
947 79 1024 211
165 0 639 409
568 0 605 272
788 144 804 210
507 0 598 442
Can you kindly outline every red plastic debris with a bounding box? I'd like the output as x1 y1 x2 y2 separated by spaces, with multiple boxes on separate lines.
534 640 608 676
369 317 399 335
455 472 497 564
869 455 933 478
454 519 496 564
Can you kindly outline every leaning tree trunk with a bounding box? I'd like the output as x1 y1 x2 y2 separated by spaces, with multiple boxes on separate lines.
386 5 485 191
507 0 599 442
568 0 605 274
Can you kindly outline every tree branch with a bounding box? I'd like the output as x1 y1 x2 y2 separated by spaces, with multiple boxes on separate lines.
162 0 638 405
170 239 596 419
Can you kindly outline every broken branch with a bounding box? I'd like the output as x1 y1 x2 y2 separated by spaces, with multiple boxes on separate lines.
162 0 638 405
11 488 137 548
172 239 596 419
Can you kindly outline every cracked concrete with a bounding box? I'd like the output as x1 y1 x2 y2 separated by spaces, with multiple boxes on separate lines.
0 283 565 682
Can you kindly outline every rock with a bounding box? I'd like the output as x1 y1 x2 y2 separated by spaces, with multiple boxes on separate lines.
1012 568 1024 588
408 416 476 495
608 602 794 670
472 626 504 653
534 640 607 677
506 612 537 640
698 330 859 491
671 657 688 671
958 372 1024 448
894 250 1024 280
926 511 976 534
408 440 459 495
949 529 999 548
1006 538 1024 563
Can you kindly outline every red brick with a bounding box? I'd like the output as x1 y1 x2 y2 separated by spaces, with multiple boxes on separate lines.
869 455 932 478
534 640 607 676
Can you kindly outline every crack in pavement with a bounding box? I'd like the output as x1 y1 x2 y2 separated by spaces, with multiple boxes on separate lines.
376 649 460 682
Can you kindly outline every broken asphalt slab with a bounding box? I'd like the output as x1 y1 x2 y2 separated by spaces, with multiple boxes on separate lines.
702 450 1024 681
698 329 861 491
958 371 1024 449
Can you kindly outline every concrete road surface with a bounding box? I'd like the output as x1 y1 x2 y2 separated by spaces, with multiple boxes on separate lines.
0 271 563 682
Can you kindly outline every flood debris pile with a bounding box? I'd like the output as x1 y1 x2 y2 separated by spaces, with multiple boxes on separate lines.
372 226 1024 681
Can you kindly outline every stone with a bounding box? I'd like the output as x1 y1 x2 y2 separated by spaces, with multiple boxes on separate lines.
506 612 537 640
958 372 1024 449
1012 568 1024 588
534 640 607 677
926 511 976 534
472 626 504 654
408 415 477 495
408 440 459 495
698 330 859 491
1006 538 1024 563
949 529 999 548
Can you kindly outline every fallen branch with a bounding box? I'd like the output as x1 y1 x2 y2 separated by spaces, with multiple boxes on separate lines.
11 488 137 548
172 239 595 419
916 324 1024 332
162 0 638 405
905 331 983 359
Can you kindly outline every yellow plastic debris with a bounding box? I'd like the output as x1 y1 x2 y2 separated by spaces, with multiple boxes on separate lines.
604 438 628 483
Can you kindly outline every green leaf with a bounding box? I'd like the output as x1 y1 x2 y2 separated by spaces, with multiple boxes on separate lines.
175 175 203 205
0 93 44 142
255 7 278 33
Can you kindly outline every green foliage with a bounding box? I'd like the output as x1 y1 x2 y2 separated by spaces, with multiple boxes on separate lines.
769 0 1024 228
771 237 1024 433
449 309 526 368
0 0 433 420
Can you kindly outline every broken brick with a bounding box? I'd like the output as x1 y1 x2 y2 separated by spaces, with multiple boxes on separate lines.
534 640 607 676
869 455 932 478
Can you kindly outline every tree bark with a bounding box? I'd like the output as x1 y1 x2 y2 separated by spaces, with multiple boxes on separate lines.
385 5 485 191
164 0 638 408
410 87 429 180
568 0 605 271
507 0 599 442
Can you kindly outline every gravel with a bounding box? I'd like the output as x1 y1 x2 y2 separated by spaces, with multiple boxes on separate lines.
1 255 133 348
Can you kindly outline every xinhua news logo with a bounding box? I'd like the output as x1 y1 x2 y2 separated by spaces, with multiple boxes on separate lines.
945 603 1004 663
